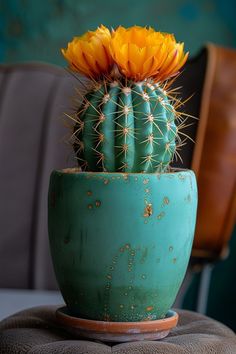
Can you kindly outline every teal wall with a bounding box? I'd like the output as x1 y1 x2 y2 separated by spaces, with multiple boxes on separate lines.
1 0 236 330
0 0 236 65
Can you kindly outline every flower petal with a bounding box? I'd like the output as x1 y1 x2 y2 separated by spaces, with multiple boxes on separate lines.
111 26 188 82
61 25 113 78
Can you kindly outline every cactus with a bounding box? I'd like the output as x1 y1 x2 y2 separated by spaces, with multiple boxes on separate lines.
72 80 178 173
62 25 189 173
53 25 195 324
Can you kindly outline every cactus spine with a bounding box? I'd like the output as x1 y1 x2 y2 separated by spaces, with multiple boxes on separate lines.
72 80 179 173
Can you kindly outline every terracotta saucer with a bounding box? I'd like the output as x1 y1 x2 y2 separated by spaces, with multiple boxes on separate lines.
56 307 178 342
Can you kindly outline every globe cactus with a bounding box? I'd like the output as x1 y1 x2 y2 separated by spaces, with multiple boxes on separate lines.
62 25 189 172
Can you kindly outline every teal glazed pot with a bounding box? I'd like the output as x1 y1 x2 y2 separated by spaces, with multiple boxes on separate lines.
48 169 197 322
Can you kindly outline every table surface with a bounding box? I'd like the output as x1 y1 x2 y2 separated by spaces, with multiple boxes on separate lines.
0 288 63 320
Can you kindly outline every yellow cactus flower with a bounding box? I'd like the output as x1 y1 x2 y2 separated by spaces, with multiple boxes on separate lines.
62 25 113 78
110 26 188 82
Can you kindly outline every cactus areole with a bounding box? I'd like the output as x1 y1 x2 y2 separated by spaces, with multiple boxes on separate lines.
48 26 197 333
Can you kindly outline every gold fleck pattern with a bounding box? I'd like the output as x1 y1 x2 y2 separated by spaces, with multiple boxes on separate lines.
95 200 101 207
146 306 154 311
144 203 153 217
163 197 169 205
87 190 92 196
157 211 165 219
104 244 137 319
88 204 93 209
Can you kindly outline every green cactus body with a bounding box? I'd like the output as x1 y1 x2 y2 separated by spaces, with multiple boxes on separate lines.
73 81 177 173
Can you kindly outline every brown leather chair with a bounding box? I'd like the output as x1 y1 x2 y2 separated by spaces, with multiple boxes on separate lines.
0 44 235 301
172 44 236 314
191 44 236 262
172 44 236 264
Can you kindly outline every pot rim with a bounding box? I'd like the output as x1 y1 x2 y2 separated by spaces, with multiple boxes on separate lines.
53 167 194 176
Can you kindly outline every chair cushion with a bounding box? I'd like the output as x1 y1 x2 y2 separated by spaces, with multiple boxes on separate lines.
0 306 235 353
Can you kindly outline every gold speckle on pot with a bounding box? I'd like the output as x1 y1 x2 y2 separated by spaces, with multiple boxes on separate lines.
157 211 165 219
163 196 169 205
144 203 153 217
146 306 154 311
95 200 101 207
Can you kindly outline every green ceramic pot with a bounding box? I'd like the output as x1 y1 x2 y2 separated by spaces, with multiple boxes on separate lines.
48 169 197 322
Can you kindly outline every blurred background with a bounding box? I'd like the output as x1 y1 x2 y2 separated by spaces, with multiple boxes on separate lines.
1 0 236 64
0 0 235 331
